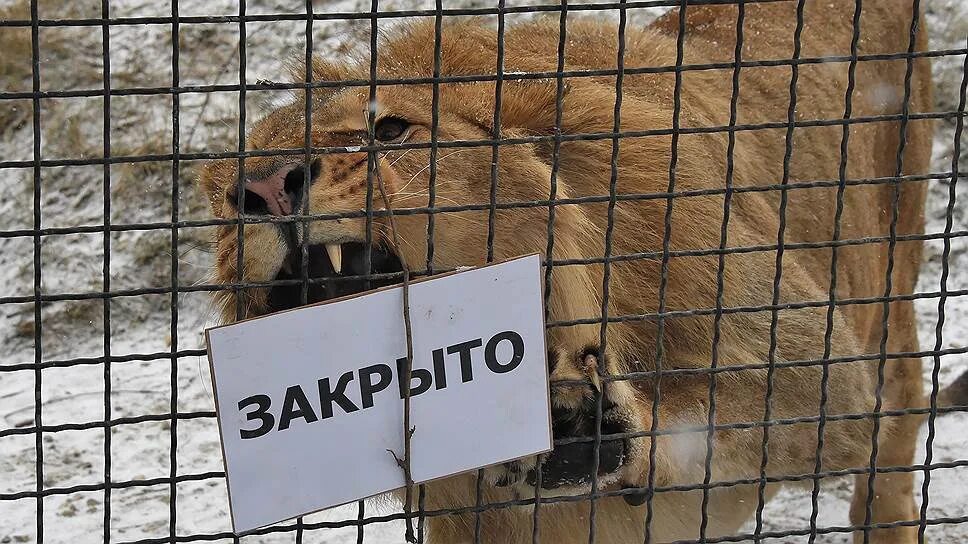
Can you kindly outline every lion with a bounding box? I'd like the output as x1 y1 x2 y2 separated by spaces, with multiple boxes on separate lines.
198 2 963 543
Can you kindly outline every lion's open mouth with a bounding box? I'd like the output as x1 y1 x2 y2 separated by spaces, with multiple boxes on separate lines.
265 242 404 314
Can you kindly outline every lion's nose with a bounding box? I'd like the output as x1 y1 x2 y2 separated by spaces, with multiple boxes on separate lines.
227 159 320 216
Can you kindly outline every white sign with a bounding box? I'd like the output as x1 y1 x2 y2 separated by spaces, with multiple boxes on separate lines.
206 254 552 533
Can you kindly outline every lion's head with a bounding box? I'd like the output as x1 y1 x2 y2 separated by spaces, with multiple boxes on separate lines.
198 20 616 328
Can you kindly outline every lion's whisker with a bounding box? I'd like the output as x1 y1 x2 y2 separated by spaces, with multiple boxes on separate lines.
394 149 465 195
391 190 467 207
388 147 414 167
389 179 466 203
390 204 490 229
395 232 421 257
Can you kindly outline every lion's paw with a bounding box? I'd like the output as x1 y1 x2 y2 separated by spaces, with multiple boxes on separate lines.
490 348 643 499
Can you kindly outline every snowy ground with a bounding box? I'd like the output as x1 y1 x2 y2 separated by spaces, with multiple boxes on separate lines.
0 0 965 542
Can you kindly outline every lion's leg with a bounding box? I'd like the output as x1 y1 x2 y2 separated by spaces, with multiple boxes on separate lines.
847 366 923 544
848 300 924 544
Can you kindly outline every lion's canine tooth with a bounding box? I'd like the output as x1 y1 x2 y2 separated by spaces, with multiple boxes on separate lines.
326 243 342 274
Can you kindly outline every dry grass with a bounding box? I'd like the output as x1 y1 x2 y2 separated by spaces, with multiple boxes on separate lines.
0 2 34 92
0 0 102 131
0 2 39 131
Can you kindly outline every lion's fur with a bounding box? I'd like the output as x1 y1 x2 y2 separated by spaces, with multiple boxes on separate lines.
199 1 934 542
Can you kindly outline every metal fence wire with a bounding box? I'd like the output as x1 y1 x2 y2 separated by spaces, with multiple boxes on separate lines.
0 0 967 543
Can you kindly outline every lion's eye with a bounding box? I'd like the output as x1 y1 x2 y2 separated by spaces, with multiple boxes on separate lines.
374 117 409 142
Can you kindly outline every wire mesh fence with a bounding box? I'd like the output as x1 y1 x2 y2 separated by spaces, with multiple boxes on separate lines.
0 0 966 543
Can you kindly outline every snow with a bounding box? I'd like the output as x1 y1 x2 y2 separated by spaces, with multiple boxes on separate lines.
0 0 964 542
